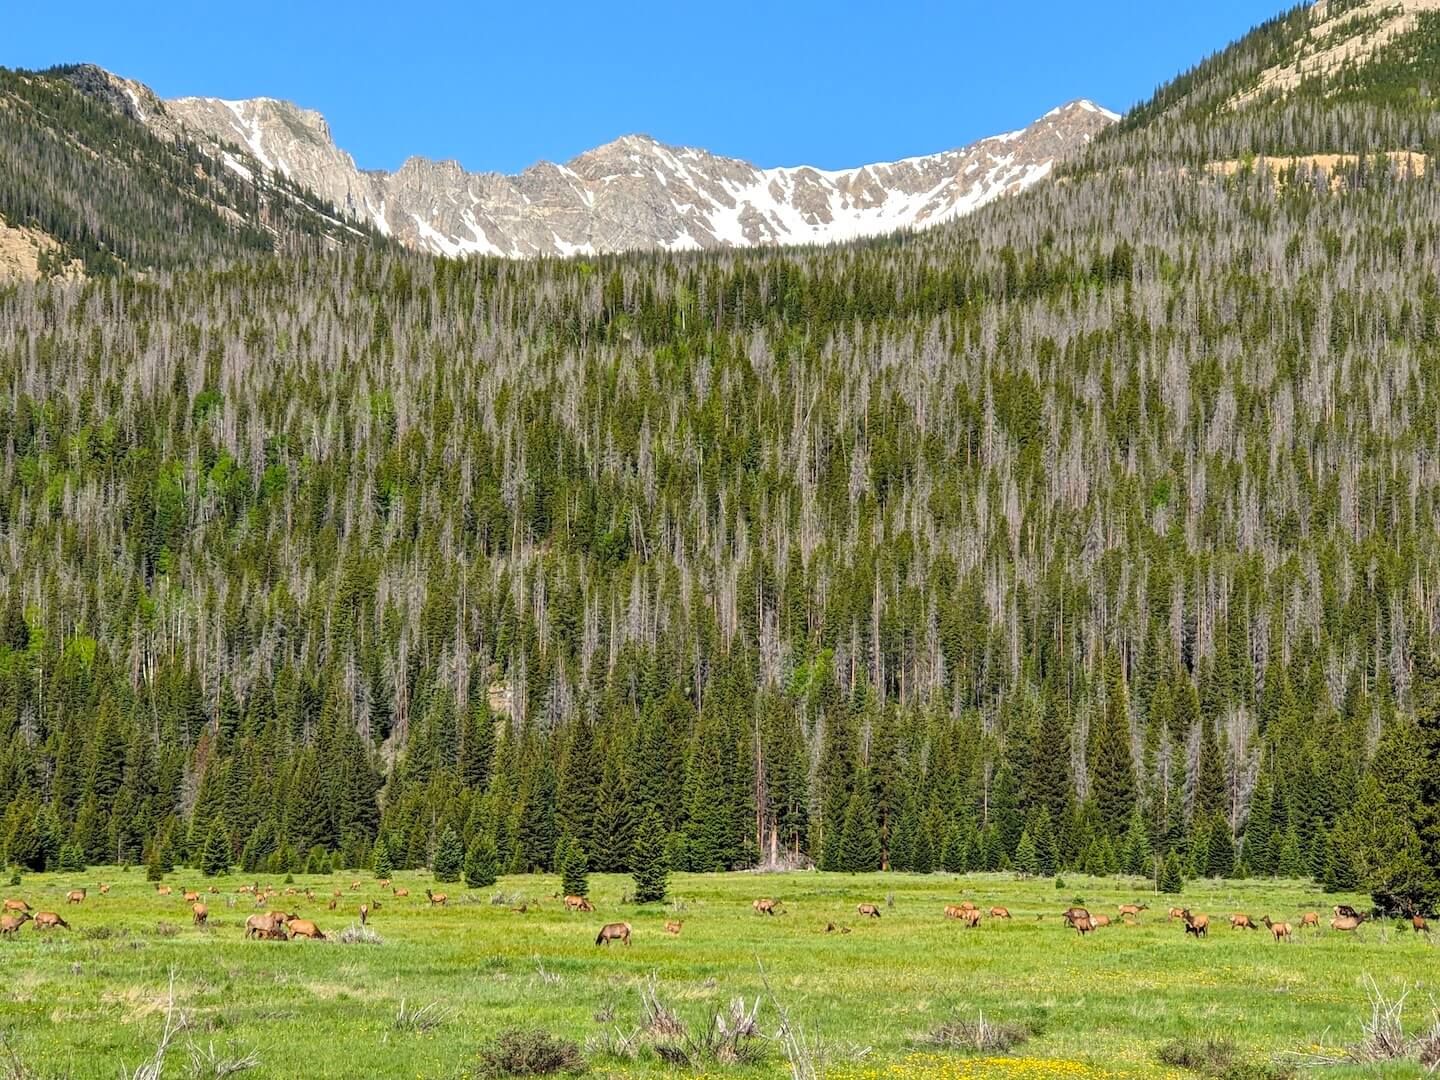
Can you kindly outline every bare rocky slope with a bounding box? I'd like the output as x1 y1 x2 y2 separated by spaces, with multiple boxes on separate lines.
160 93 1118 257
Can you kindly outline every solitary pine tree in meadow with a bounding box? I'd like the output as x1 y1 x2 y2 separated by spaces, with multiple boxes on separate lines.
464 834 499 890
631 812 669 904
433 824 463 883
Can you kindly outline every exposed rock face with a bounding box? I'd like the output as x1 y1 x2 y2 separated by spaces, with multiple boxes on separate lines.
161 95 1118 257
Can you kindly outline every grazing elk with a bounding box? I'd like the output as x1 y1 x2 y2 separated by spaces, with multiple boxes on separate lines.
1118 904 1148 918
378 879 391 889
3 899 30 913
595 922 631 946
564 895 595 913
1180 910 1209 938
183 891 200 904
664 920 682 935
349 881 362 892
425 889 447 906
1229 913 1258 931
944 904 968 920
1061 907 1090 927
1072 914 1095 936
960 908 982 928
1168 907 1186 921
392 887 410 898
857 903 882 918
98 884 110 895
154 885 172 897
1261 916 1290 942
1330 914 1365 933
824 921 852 934
244 913 286 940
192 903 208 926
1090 914 1112 929
33 912 69 931
1300 911 1320 929
286 919 325 940
753 898 783 916
66 889 85 905
990 906 1012 919
0 912 31 935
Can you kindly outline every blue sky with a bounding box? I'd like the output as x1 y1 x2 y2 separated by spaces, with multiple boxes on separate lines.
10 1 1289 173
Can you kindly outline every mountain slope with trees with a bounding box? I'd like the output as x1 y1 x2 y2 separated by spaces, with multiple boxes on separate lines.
0 3 1434 911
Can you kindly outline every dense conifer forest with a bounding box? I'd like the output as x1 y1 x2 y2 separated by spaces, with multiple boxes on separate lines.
0 3 1436 913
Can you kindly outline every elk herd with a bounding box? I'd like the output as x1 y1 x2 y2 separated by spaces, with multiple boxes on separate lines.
0 878 1429 954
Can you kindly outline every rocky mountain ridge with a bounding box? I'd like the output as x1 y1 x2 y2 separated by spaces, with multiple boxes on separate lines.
159 92 1119 257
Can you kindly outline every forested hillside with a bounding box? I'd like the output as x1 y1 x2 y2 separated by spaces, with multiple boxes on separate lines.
0 1 1436 913
0 66 379 276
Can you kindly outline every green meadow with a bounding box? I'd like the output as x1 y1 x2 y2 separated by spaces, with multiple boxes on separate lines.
0 870 1432 1079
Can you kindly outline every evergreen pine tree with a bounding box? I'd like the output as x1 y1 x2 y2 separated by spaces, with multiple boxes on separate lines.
1089 654 1137 834
372 833 394 879
200 820 231 877
1014 830 1040 877
1205 812 1235 878
837 790 882 872
1158 851 1185 894
464 834 499 889
631 812 669 904
433 824 463 883
558 835 589 898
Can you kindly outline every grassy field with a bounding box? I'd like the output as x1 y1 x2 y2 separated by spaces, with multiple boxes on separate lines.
0 869 1432 1079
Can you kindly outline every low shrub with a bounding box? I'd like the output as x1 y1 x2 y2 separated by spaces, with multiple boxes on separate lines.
475 1028 583 1077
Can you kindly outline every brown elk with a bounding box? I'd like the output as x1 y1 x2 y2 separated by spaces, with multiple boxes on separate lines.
327 897 337 910
209 886 219 895
350 881 362 891
183 891 200 904
378 879 391 889
287 919 325 940
1330 914 1365 933
943 904 968 919
3 899 30 913
0 912 31 935
1333 904 1361 920
1300 911 1320 929
1118 903 1148 918
960 909 982 928
958 901 979 912
154 885 172 897
359 904 369 926
564 895 595 913
595 921 631 946
1181 910 1209 938
98 884 110 895
989 906 1012 919
1090 914 1112 929
857 903 882 918
425 889 447 906
392 887 410 898
192 903 208 926
1412 914 1430 935
664 920 682 935
1072 915 1095 936
244 913 287 940
753 898 783 916
1168 907 1186 921
1261 916 1290 942
1061 907 1090 927
66 889 85 905
237 884 253 895
1229 913 1258 931
32 912 69 931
